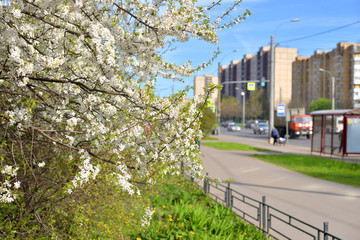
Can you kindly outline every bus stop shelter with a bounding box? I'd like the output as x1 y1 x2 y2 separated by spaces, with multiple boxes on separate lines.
310 109 360 157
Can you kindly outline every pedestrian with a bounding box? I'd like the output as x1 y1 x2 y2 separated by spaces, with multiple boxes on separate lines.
195 128 202 149
338 129 343 153
271 127 279 145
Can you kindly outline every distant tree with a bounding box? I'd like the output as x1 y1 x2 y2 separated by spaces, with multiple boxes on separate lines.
199 107 218 136
221 96 241 121
246 89 267 119
309 98 332 112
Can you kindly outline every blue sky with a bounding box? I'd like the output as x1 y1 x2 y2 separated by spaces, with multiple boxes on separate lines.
156 0 360 97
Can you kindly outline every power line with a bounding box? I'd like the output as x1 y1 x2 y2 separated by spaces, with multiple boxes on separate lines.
279 20 360 44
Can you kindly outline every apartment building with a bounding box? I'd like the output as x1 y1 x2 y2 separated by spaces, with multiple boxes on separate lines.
220 60 241 99
219 46 297 108
239 55 255 101
292 42 360 110
332 42 360 109
193 74 219 107
219 56 255 103
292 56 310 109
273 46 298 106
257 46 270 89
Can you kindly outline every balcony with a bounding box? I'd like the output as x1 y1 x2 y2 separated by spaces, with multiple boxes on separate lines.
334 55 343 60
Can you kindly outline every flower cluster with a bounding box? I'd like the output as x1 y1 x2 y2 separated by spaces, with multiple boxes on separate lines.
0 0 247 205
68 152 101 193
1 165 20 203
141 207 155 227
113 162 138 195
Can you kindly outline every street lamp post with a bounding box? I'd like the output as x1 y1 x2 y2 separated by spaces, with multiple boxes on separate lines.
220 49 239 63
241 91 245 125
268 18 300 143
235 87 246 125
319 68 335 110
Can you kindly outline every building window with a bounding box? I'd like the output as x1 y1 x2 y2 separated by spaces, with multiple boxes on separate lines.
205 76 214 88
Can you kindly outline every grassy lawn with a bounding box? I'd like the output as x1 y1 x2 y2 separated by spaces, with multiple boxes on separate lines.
202 136 219 141
131 175 266 240
253 154 360 187
201 141 271 152
200 140 360 187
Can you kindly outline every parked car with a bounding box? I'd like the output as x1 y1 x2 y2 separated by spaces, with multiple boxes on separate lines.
253 123 269 134
245 120 253 129
250 121 258 129
249 120 268 129
222 120 235 128
246 120 258 129
228 123 241 132
258 120 268 124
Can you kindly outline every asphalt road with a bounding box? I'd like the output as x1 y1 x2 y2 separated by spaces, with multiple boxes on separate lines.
222 126 311 148
200 133 360 240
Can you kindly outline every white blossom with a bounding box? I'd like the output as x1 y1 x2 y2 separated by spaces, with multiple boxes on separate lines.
68 156 101 192
38 162 46 168
141 207 155 227
14 181 21 189
9 46 21 61
1 165 19 177
1 188 14 203
113 162 137 195
11 9 22 19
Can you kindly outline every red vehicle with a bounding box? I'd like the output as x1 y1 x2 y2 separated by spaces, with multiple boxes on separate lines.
274 108 313 139
288 115 313 139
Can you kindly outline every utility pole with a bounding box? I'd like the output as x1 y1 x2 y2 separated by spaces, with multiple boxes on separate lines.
269 35 275 143
269 18 300 143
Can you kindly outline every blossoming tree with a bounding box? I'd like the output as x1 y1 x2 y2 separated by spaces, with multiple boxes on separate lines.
0 0 249 236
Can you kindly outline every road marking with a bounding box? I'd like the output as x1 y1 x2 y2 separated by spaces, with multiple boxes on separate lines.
241 167 260 173
268 176 287 184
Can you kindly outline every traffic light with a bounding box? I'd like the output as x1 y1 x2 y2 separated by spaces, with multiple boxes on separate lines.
260 77 266 87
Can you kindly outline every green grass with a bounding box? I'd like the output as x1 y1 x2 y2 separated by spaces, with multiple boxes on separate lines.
131 175 266 240
253 154 360 187
201 141 271 152
202 136 219 141
201 140 360 187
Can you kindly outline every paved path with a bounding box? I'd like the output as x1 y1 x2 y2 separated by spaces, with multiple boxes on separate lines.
200 134 360 240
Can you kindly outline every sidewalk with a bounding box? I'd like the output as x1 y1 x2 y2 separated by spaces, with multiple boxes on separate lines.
200 134 360 240
208 133 360 164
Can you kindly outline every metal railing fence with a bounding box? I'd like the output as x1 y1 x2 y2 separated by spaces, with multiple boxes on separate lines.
185 172 343 240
